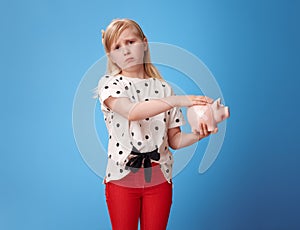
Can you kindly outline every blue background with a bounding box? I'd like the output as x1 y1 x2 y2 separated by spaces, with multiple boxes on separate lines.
1 0 299 229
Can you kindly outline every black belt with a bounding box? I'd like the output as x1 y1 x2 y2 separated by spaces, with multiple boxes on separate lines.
125 148 160 183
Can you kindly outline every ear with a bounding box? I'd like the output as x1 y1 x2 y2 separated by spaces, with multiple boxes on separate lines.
214 98 221 108
143 37 148 52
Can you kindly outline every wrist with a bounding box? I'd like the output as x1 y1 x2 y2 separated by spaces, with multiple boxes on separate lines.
161 96 178 108
192 132 202 141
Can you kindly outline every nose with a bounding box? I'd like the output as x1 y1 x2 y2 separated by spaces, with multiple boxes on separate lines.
122 46 130 55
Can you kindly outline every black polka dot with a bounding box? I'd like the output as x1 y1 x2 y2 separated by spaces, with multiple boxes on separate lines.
137 141 142 146
125 86 129 90
105 75 109 78
136 89 140 93
163 118 166 122
162 84 166 87
175 118 180 123
116 162 119 166
132 96 135 100
113 82 117 85
115 79 119 82
155 126 159 131
109 135 112 139
169 156 172 160
166 169 169 173
155 90 159 94
119 151 123 155
131 132 134 136
168 111 170 115
111 115 114 119
145 83 148 87
165 146 168 150
120 169 123 173
104 86 109 89
116 91 120 94
116 143 119 147
145 135 149 139
129 82 132 85
145 118 149 121
108 154 112 158
145 98 149 101
162 136 164 140
108 173 111 177
116 123 120 128
130 141 133 145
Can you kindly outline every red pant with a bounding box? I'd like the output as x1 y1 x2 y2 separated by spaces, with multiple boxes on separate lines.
105 164 173 230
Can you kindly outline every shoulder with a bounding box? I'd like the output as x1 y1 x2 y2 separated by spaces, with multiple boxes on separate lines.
97 75 113 89
97 74 127 90
154 78 173 95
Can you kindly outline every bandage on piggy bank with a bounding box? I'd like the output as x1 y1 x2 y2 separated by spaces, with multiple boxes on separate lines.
187 98 230 134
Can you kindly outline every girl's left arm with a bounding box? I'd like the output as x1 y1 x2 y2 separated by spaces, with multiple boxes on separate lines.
167 125 211 150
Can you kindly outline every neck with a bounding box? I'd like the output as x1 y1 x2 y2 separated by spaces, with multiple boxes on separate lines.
121 64 147 79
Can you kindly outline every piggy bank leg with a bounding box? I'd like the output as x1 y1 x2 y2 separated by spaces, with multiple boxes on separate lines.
212 127 218 134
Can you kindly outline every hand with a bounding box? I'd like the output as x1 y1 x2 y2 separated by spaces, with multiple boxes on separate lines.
161 95 213 108
188 95 214 106
197 123 212 140
174 95 214 107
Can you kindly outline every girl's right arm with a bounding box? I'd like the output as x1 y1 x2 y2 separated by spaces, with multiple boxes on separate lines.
104 95 213 121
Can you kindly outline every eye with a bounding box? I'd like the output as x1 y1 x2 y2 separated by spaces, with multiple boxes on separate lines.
129 40 135 44
114 45 120 50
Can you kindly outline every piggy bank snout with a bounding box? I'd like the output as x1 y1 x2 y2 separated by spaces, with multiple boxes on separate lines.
219 107 230 121
224 106 230 118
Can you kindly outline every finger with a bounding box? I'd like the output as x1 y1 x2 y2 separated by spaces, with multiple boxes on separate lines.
202 123 208 136
206 96 214 104
201 96 214 104
199 123 204 136
193 96 210 105
194 96 212 104
191 98 207 106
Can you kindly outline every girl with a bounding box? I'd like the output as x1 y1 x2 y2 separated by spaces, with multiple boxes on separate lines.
97 18 213 230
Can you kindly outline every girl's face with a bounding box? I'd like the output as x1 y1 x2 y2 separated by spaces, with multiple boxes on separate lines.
109 27 147 71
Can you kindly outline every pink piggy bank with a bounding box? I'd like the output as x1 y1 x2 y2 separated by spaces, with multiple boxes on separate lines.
187 98 230 134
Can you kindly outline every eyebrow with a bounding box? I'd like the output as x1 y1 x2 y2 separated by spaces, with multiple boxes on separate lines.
115 37 138 44
112 37 139 48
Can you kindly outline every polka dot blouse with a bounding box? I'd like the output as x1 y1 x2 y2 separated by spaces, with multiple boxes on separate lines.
97 74 185 183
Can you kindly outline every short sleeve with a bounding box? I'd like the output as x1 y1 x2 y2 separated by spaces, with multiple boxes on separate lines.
167 87 185 128
168 107 185 128
97 75 129 111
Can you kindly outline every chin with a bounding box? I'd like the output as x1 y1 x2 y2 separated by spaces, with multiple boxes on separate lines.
123 63 143 71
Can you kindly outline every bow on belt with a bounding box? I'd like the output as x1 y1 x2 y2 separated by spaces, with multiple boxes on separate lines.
125 148 160 183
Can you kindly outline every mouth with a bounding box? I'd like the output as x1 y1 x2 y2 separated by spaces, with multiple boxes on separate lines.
125 57 134 63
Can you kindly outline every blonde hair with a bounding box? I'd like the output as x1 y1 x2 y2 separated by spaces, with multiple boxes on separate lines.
101 18 163 79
